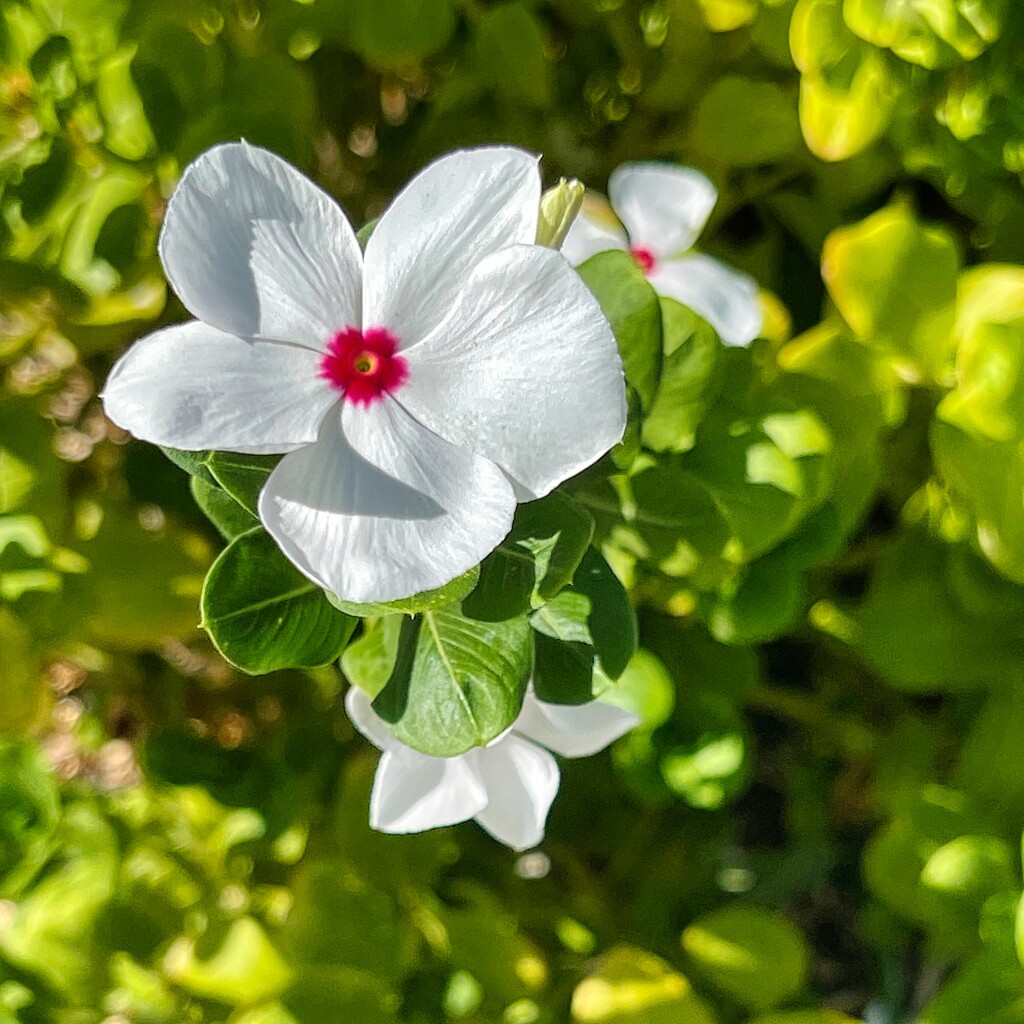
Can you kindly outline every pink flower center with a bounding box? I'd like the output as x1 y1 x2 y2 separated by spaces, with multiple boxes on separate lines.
630 246 656 275
319 326 408 407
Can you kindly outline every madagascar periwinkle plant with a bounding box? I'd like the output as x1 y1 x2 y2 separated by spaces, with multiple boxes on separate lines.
5 0 1024 1021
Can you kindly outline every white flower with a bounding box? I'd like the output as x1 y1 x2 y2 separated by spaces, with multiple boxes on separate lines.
561 161 763 347
345 685 638 850
103 143 626 603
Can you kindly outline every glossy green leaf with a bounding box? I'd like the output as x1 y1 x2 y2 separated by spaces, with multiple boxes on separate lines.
340 616 403 699
642 302 721 454
190 475 257 540
822 204 960 381
463 491 595 622
373 608 532 757
201 528 357 674
205 451 280 515
531 548 638 704
578 250 663 413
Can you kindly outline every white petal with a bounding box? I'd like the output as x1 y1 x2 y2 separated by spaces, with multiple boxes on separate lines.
648 253 763 347
609 162 717 257
363 147 540 348
258 399 515 603
474 735 560 851
559 195 629 267
370 747 488 834
397 244 626 499
160 142 362 347
344 685 396 752
513 692 639 759
102 321 336 452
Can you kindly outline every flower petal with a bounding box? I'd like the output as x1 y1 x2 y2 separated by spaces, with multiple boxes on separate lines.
344 686 396 752
397 244 626 499
513 692 639 758
258 399 515 603
363 147 540 348
102 321 336 452
370 747 488 834
560 195 629 267
474 735 560 850
609 162 717 257
648 253 763 346
159 142 362 347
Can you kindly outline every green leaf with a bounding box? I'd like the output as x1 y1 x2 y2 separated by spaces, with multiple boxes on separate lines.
373 608 532 757
791 0 899 161
340 616 403 699
159 446 217 486
822 204 960 382
356 217 378 249
329 567 480 618
463 491 595 622
642 302 721 454
571 946 717 1024
531 548 638 704
844 0 1001 68
578 250 663 413
205 451 280 515
164 917 292 1005
852 532 1024 691
681 905 810 1011
691 76 801 167
160 447 279 515
201 528 356 675
96 45 155 160
190 476 257 541
475 2 552 108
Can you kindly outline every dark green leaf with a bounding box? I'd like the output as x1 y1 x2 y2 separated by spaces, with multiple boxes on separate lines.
205 451 280 515
578 250 663 413
373 608 532 757
201 528 356 674
530 548 637 703
190 476 257 541
463 491 594 622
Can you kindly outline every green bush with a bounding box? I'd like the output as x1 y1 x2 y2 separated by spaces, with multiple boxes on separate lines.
2 0 1024 1020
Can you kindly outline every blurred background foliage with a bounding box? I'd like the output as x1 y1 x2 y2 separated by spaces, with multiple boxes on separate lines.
3 0 1024 1021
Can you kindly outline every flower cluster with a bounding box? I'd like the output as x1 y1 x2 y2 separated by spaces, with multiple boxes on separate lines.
103 144 762 847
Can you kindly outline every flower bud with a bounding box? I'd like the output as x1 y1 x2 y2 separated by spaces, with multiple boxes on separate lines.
536 178 585 250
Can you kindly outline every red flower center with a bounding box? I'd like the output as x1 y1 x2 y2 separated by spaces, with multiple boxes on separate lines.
630 246 656 275
319 326 408 407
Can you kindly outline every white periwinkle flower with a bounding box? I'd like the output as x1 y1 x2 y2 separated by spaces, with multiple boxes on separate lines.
561 161 763 347
345 686 639 850
103 143 626 603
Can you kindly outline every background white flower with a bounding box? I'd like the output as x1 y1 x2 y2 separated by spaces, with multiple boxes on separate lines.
561 161 763 347
345 686 639 850
103 143 626 604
